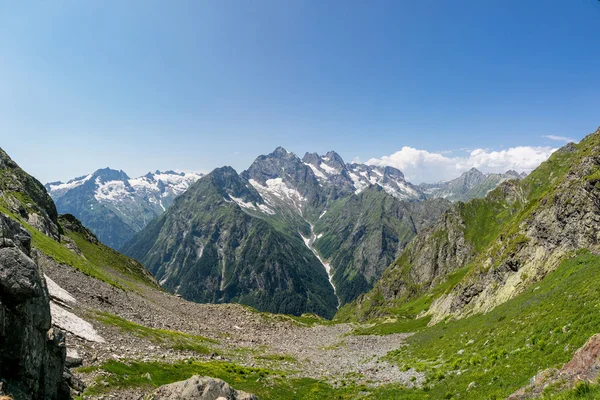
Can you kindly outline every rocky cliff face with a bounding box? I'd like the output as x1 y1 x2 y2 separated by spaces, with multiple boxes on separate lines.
0 213 69 399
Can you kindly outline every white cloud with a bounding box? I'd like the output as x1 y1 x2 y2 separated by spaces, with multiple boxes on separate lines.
543 135 575 143
367 145 557 184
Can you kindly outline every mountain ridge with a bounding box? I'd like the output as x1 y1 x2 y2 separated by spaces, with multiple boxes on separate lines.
45 168 203 249
419 167 527 202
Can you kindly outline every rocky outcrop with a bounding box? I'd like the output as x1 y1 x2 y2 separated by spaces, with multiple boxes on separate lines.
0 147 60 239
343 202 474 321
150 376 257 400
0 213 69 399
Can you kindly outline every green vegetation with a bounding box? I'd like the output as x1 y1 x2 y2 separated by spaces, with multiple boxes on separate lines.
93 312 217 354
0 200 158 291
382 251 600 399
256 353 297 363
339 265 469 331
123 167 339 318
314 189 451 305
78 359 424 399
69 230 159 288
543 381 600 399
245 307 335 327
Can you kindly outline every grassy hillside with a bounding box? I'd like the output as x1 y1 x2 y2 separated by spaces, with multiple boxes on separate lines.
0 199 158 291
338 131 589 323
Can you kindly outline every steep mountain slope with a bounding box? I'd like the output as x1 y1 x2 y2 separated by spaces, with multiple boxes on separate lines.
341 128 598 324
123 166 338 318
46 168 202 249
313 188 450 304
419 167 526 202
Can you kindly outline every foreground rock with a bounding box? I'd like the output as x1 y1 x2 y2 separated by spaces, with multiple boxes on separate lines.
149 376 257 400
509 333 600 399
0 213 69 399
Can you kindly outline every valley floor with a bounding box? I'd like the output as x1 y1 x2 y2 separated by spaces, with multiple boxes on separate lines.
42 256 422 399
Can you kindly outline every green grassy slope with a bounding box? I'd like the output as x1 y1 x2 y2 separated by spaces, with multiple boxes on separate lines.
338 132 589 323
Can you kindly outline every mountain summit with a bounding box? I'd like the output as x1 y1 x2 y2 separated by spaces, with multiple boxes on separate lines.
46 168 203 249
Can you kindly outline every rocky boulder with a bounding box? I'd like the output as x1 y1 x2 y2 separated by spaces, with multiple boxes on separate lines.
0 213 69 399
149 375 257 400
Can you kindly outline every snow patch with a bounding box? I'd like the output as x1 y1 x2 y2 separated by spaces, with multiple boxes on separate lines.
249 178 305 214
94 178 130 202
320 162 339 175
229 195 257 211
47 174 92 193
50 303 105 343
258 203 276 215
44 275 77 305
304 163 327 180
300 224 339 307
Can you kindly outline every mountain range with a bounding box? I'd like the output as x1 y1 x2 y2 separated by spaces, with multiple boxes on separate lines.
46 147 525 317
45 169 202 249
122 148 452 316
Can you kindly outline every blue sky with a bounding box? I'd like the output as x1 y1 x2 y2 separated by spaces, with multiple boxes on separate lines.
1 0 599 183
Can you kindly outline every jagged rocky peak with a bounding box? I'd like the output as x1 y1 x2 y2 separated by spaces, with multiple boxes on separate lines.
301 151 320 166
381 165 405 180
205 166 261 202
92 167 130 183
322 150 347 170
301 150 349 177
241 147 319 204
457 167 485 186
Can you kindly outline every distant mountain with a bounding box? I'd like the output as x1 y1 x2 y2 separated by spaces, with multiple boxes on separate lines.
124 147 451 316
419 168 526 202
123 166 339 318
46 169 202 249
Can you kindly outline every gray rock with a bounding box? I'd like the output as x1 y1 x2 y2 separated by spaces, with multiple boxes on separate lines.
66 347 83 368
0 213 69 399
150 375 257 400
